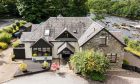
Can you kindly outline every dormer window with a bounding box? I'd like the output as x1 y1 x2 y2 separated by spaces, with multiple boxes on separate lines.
100 36 107 46
45 30 50 36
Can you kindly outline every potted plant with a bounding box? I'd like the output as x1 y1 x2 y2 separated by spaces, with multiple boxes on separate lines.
44 53 48 56
42 61 49 69
32 53 37 57
19 63 28 73
12 54 15 61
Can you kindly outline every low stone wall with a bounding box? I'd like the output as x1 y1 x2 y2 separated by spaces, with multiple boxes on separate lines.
124 51 140 68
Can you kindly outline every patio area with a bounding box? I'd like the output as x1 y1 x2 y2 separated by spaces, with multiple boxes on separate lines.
14 60 51 77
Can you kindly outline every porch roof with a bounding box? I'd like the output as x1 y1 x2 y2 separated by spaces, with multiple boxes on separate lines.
57 42 75 54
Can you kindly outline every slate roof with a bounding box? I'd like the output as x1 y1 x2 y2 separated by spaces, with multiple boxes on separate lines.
20 17 125 46
78 22 104 46
21 17 93 42
57 42 75 54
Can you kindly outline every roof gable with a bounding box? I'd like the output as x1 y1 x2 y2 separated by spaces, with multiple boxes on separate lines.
55 28 77 41
31 38 53 48
57 42 75 54
78 22 104 46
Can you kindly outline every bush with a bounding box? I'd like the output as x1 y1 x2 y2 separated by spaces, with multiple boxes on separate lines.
12 40 21 47
42 61 49 69
90 71 106 81
0 42 8 49
3 26 13 33
0 32 12 43
0 29 4 33
123 59 129 65
123 36 129 45
19 63 27 72
70 50 109 81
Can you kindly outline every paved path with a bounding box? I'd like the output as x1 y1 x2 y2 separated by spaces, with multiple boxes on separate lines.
0 64 18 83
0 47 19 83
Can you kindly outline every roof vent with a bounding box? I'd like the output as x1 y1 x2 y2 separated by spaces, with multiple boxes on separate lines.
45 30 50 36
73 30 77 33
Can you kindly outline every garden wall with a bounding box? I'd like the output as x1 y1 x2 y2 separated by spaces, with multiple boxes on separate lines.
124 51 140 68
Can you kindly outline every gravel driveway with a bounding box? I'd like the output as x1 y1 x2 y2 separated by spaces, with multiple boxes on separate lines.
3 71 140 84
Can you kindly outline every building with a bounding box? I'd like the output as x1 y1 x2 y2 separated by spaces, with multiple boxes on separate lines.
19 16 125 68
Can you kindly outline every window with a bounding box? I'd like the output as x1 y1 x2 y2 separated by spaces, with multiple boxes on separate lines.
32 47 52 56
107 53 117 63
100 36 107 46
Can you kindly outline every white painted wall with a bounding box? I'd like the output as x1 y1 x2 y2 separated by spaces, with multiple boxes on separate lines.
24 42 33 58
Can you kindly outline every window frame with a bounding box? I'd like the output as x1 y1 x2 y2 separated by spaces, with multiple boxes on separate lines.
107 53 117 63
99 36 108 46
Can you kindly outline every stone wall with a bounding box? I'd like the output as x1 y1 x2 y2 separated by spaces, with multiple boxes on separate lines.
82 29 124 68
124 51 140 68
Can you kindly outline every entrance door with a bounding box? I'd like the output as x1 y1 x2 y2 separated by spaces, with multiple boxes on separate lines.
61 54 70 65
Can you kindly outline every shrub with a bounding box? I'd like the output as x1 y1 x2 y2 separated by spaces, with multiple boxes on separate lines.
0 32 12 43
42 61 49 69
12 40 21 47
0 29 4 33
0 42 8 49
3 26 13 33
123 36 129 45
19 63 27 72
123 59 129 65
90 71 106 81
70 50 109 81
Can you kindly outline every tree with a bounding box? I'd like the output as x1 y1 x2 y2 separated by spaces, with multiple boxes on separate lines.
16 0 89 23
70 50 109 81
16 0 49 23
0 0 19 17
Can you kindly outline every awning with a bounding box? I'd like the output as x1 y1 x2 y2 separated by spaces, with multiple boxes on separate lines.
57 42 75 54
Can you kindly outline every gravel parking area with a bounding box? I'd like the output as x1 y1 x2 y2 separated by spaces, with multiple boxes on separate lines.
3 70 140 84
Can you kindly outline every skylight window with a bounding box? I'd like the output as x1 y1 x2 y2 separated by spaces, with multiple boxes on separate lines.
45 30 50 36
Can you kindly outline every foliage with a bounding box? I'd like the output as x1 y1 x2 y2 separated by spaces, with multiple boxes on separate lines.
124 39 140 57
42 61 49 69
0 42 8 50
125 47 140 57
88 0 140 20
19 63 27 72
3 26 13 33
70 50 109 81
0 32 12 43
123 36 129 45
32 53 37 57
16 0 89 23
127 40 140 51
0 29 4 33
44 53 48 56
123 59 129 65
0 0 19 18
90 71 106 81
12 40 21 47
